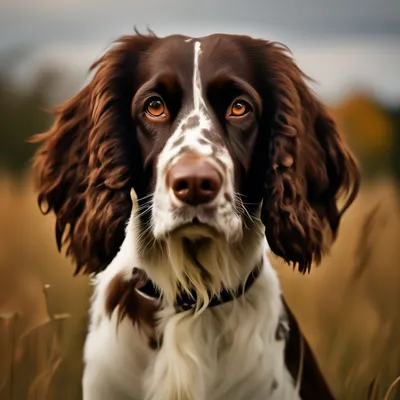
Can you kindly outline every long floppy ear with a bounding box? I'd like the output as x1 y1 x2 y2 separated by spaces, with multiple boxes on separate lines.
260 43 360 273
30 34 157 275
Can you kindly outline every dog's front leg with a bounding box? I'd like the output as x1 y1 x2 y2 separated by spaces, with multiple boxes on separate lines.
144 315 206 400
83 363 135 400
145 349 205 400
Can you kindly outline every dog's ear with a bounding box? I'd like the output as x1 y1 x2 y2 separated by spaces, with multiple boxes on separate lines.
30 34 157 275
259 43 360 272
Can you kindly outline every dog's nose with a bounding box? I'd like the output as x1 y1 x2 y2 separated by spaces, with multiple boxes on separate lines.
168 157 222 205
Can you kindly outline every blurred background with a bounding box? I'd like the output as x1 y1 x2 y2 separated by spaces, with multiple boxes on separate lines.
0 1 399 399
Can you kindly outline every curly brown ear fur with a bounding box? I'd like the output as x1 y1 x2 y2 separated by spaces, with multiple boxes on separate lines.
260 43 360 273
30 34 157 275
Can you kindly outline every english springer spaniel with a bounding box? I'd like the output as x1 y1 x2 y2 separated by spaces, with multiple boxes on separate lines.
31 32 359 400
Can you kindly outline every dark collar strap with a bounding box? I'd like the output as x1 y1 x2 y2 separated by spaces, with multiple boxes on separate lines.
135 262 263 313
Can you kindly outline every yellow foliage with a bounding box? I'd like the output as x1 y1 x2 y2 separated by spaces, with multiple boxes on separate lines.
335 92 394 155
1 172 400 399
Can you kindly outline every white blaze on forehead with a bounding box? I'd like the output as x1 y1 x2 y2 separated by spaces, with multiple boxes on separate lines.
193 41 206 111
162 40 211 156
157 39 228 169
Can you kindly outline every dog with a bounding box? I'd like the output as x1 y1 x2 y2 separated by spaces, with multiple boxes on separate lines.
31 32 359 399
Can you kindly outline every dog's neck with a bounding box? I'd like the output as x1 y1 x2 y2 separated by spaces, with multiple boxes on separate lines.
127 217 266 310
134 260 263 313
142 242 285 400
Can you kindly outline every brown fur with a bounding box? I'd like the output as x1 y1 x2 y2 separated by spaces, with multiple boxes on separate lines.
30 35 158 274
105 270 161 349
30 33 359 277
259 43 360 272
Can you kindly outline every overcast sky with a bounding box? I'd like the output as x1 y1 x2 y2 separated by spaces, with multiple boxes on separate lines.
1 0 399 105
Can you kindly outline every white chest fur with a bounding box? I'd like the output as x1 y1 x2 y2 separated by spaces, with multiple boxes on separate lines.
82 246 300 400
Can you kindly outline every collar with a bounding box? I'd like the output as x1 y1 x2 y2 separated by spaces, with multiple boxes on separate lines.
134 262 263 313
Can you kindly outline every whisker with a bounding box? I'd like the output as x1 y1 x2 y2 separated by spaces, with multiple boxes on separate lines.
136 221 154 241
136 193 154 202
138 223 157 254
135 206 153 220
234 195 261 224
136 199 154 209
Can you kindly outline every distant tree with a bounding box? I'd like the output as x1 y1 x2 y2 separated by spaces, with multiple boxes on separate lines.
335 92 395 180
0 49 61 174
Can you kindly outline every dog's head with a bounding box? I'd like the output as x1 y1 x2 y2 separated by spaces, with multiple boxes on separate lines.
32 32 359 282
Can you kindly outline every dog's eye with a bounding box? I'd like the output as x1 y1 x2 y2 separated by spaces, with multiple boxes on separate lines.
228 100 250 117
145 97 168 119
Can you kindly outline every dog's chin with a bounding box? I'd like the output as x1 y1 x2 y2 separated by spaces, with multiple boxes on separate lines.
170 220 220 242
162 218 217 241
152 207 244 244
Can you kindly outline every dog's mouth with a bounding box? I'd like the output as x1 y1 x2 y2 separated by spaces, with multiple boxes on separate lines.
152 200 243 244
171 217 219 239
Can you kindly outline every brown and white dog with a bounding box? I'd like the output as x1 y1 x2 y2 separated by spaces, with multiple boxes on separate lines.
31 32 359 400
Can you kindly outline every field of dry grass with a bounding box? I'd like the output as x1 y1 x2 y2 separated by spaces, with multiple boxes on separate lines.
0 172 399 400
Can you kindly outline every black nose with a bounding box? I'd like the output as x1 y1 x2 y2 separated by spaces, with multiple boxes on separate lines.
168 156 222 205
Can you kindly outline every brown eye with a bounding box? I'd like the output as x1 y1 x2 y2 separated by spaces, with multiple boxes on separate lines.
229 100 249 117
145 97 167 118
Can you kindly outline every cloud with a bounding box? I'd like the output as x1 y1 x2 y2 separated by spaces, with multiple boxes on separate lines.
1 0 399 51
1 0 399 104
8 33 399 106
292 39 400 105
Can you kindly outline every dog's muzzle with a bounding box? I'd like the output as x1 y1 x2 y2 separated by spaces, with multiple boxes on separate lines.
167 154 222 206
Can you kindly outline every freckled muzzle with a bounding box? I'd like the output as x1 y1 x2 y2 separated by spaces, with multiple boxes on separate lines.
167 155 222 206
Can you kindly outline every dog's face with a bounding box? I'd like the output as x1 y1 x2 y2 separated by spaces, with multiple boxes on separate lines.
133 36 266 244
31 33 359 277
